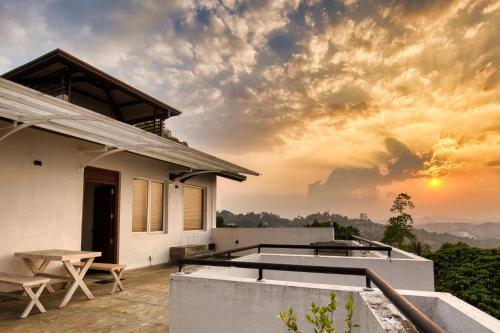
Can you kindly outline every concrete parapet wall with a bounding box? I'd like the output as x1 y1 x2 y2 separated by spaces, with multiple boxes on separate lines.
211 227 335 256
170 274 414 333
199 253 434 291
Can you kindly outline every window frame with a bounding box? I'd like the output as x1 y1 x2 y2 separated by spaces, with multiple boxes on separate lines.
183 184 207 232
131 177 167 234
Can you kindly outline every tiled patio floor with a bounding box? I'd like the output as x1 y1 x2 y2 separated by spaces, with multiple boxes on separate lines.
0 266 177 333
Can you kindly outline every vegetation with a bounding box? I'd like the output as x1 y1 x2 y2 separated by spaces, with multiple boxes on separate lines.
216 216 225 228
425 243 500 318
381 193 416 248
401 238 432 257
304 219 360 240
163 129 188 146
216 210 498 249
219 207 500 320
278 291 355 333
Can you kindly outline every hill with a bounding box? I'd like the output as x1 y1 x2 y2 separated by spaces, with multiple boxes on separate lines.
417 222 500 240
217 210 500 250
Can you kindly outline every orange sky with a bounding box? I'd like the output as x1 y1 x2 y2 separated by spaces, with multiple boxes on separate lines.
1 0 499 222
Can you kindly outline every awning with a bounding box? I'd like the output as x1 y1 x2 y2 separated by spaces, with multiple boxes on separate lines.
0 78 259 180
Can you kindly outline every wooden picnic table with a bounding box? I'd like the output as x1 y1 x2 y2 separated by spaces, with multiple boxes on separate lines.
14 249 101 308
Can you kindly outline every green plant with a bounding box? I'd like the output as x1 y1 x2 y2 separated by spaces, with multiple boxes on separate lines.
426 243 500 318
278 291 356 333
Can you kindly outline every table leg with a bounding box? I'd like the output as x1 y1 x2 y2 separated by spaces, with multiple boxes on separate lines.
22 258 55 293
59 258 95 308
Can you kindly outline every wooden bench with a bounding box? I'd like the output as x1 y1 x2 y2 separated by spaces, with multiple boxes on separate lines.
0 272 49 318
72 262 126 294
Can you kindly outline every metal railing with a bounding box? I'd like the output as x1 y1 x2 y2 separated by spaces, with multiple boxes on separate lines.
351 235 388 248
177 243 445 333
181 243 392 261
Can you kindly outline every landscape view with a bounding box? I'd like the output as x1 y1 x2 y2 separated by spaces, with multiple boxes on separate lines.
0 0 499 332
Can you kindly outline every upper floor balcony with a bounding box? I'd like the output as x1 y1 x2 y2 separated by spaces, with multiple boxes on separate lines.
1 49 180 137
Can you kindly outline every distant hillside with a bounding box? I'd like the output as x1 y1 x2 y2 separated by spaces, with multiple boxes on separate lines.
417 222 500 240
217 210 500 250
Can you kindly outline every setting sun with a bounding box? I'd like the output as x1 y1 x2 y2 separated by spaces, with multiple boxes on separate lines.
428 178 442 188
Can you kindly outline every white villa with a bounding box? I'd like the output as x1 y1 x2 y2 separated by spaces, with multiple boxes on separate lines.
0 49 258 272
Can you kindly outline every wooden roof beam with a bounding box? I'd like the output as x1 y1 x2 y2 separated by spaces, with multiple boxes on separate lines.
104 88 123 121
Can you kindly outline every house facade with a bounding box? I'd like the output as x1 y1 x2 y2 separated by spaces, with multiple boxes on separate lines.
0 49 257 272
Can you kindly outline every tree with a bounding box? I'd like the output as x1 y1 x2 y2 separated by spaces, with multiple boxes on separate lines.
426 243 500 318
216 216 226 228
402 239 431 257
381 193 416 247
303 220 360 240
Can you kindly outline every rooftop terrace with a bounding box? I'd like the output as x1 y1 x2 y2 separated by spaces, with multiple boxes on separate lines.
0 267 174 333
0 232 498 333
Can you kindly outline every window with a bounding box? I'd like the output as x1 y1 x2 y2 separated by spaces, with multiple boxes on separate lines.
132 179 148 232
184 185 205 231
132 178 165 233
150 181 164 232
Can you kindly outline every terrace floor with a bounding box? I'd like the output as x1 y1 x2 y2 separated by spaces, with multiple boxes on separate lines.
0 266 177 333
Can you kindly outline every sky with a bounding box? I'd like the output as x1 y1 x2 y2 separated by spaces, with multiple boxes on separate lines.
1 0 500 223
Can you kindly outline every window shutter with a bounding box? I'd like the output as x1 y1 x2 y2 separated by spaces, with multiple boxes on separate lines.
132 179 148 232
150 181 164 232
184 186 204 230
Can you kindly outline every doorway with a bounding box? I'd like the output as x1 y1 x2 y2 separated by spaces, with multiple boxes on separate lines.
82 167 119 263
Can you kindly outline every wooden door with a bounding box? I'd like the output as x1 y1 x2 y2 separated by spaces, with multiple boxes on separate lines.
83 167 120 264
92 185 116 263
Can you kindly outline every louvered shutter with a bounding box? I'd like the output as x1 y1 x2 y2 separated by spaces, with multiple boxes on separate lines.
132 179 148 232
150 181 164 232
184 186 204 230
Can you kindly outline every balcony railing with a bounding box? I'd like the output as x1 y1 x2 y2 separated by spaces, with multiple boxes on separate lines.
178 243 445 333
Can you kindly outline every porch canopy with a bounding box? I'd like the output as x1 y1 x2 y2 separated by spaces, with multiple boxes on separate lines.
0 78 258 181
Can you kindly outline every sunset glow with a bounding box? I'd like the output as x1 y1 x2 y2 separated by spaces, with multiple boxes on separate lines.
0 0 499 222
428 178 442 188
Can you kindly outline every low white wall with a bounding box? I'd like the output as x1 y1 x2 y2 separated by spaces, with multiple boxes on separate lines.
170 274 406 333
171 271 499 333
402 290 500 333
0 124 216 275
212 227 335 255
195 253 434 291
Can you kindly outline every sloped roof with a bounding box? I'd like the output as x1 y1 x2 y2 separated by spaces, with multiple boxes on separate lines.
0 78 259 180
2 49 181 124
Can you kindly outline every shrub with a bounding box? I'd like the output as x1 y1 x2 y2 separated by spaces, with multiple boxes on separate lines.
277 291 356 333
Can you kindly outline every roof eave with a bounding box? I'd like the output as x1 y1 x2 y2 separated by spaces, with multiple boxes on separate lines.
1 48 182 117
0 77 259 179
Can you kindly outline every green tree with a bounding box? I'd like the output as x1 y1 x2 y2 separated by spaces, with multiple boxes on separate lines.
426 243 500 318
303 220 360 240
381 193 416 247
216 216 226 228
401 239 431 257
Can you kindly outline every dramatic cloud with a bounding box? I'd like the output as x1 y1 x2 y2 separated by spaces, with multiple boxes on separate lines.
1 0 499 220
308 137 430 205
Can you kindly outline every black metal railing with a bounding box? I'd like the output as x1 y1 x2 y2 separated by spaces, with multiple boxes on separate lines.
177 243 445 333
351 235 388 248
182 243 391 261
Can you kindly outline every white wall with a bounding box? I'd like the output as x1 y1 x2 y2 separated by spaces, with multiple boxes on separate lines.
212 227 335 255
0 123 217 274
170 274 406 333
193 253 435 291
402 290 500 333
170 271 499 333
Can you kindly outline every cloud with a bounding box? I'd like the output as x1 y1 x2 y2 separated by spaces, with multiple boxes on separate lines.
308 137 431 202
1 0 500 219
